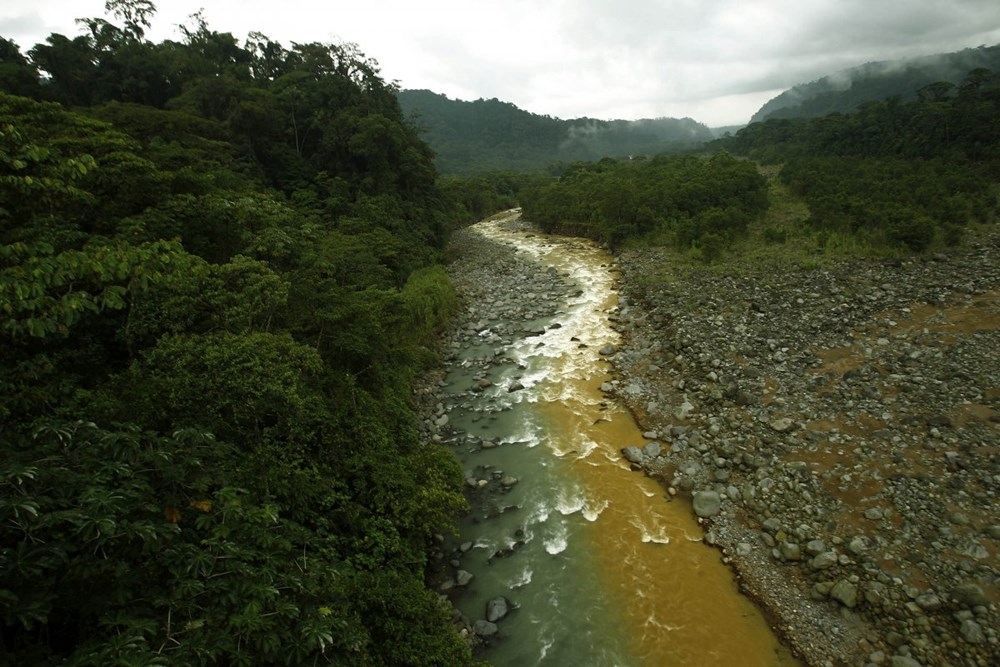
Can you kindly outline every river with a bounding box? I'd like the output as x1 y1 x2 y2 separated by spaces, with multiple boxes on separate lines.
441 212 798 666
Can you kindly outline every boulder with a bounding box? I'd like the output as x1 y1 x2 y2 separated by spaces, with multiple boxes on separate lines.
809 551 838 570
456 570 474 587
951 583 987 607
692 490 722 518
473 620 498 637
778 542 802 561
486 596 510 623
830 580 858 608
642 441 662 458
621 446 644 464
770 418 793 432
959 619 985 644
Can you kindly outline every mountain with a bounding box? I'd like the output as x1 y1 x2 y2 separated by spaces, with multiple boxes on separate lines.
397 89 713 174
751 44 1000 123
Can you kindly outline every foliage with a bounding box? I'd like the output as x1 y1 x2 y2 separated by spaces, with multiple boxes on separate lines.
1 5 475 665
713 68 1000 255
520 152 768 253
780 157 993 251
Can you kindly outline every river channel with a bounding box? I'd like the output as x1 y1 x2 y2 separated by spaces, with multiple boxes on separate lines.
441 212 797 666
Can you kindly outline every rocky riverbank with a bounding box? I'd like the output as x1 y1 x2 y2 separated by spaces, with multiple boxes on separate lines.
608 229 1000 667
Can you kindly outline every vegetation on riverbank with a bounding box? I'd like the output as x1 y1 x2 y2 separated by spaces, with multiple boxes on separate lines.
513 67 999 265
1 4 477 665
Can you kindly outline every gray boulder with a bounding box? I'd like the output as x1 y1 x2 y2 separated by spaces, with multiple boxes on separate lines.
830 580 858 608
778 542 802 561
621 446 644 464
959 619 985 644
692 490 722 518
473 620 498 637
951 583 987 608
486 596 510 623
642 442 662 458
809 550 838 570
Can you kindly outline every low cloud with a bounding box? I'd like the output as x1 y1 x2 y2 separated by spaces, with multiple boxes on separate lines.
4 0 1000 125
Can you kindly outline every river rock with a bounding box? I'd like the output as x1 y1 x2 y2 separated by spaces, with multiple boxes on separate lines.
693 490 722 518
805 539 826 556
951 583 987 607
889 657 922 667
809 551 838 570
456 570 474 586
642 441 662 458
621 446 644 464
830 580 858 608
473 620 498 637
778 541 802 561
959 619 985 644
486 596 510 622
599 344 617 356
770 418 794 432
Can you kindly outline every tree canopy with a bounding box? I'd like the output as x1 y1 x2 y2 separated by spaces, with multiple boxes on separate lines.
1 4 476 665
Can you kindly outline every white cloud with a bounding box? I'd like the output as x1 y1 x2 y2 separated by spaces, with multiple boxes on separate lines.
2 0 999 126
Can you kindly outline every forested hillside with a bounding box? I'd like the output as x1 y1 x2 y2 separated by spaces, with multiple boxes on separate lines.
0 3 477 665
751 44 1000 122
522 67 999 259
716 68 1000 252
398 89 713 175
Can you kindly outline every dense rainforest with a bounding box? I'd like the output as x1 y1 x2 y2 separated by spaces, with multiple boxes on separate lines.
397 89 713 175
0 3 480 666
518 66 999 259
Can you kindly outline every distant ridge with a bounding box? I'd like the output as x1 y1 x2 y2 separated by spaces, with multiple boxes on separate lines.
397 89 713 174
751 44 1000 123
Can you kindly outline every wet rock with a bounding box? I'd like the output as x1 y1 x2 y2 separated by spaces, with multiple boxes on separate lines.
621 446 644 464
473 620 498 637
599 344 617 356
642 441 662 458
693 490 722 518
456 570 474 586
486 596 511 623
508 381 525 393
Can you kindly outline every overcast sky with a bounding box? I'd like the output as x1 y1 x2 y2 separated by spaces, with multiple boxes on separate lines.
3 1 1000 126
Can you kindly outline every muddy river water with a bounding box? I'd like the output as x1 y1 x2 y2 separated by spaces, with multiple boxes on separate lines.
444 215 798 666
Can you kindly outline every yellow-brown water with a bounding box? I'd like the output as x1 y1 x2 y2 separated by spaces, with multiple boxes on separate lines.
448 213 796 666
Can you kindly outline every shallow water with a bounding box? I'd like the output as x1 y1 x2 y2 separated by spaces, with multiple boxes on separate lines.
447 214 798 666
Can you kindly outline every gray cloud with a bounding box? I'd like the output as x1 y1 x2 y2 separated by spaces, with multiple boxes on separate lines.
2 0 999 125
